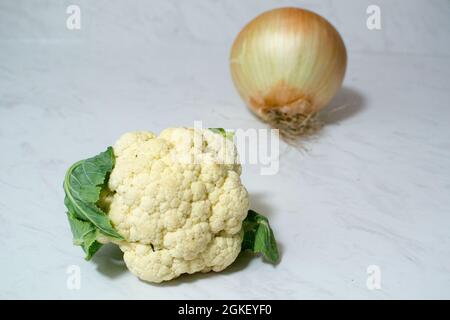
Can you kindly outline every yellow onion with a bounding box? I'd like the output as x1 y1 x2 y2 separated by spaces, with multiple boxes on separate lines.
230 7 347 137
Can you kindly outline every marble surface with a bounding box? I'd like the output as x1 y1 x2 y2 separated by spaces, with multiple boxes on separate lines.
1 0 450 299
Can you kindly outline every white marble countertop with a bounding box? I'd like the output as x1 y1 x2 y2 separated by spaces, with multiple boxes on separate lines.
1 0 449 299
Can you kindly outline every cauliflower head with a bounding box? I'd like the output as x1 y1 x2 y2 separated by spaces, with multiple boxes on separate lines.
99 128 249 283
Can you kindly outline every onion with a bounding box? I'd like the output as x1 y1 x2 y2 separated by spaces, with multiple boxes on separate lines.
230 8 347 137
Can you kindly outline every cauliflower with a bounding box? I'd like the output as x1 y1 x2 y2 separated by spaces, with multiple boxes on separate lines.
100 128 249 282
64 127 278 284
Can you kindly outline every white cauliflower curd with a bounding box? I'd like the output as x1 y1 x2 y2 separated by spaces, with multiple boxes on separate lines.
99 128 249 283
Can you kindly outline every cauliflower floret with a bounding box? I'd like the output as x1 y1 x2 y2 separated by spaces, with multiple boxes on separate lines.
102 128 249 283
